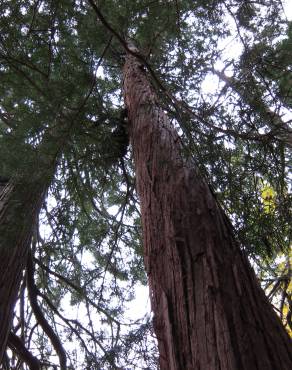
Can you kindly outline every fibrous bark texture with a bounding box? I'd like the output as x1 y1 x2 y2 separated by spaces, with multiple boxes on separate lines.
123 53 292 370
0 180 46 361
0 119 71 363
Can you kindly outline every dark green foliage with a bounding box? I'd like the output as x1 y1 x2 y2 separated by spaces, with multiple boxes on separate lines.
0 0 291 368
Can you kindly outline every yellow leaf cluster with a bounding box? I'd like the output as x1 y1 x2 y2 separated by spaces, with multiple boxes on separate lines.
261 185 276 214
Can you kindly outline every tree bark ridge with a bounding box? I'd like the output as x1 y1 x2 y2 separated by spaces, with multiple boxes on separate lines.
0 118 72 362
0 181 46 362
123 53 292 370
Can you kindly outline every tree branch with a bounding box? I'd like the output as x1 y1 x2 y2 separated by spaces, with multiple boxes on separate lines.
87 0 289 146
26 249 67 370
33 256 121 325
213 68 292 147
7 332 40 370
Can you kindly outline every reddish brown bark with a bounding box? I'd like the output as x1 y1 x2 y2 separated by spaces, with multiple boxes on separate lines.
0 122 70 363
0 180 46 362
123 52 292 369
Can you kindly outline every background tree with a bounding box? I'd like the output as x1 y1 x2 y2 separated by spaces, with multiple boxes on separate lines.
0 0 291 368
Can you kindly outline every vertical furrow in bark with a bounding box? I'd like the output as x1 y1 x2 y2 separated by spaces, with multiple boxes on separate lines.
0 120 72 361
0 181 46 361
123 53 292 369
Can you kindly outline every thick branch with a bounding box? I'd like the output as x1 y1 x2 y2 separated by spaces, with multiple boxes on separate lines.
26 250 67 370
8 332 40 370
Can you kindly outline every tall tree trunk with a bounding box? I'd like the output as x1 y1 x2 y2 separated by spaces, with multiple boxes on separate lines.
123 52 292 369
0 120 69 362
0 180 46 361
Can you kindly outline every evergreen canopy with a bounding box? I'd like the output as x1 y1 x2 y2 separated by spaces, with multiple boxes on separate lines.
0 0 291 368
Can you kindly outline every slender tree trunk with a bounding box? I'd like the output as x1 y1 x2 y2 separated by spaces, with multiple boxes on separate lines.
0 180 46 361
123 52 292 369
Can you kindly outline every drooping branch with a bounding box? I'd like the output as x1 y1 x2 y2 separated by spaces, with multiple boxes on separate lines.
26 250 67 370
7 332 40 370
36 289 107 366
213 69 292 146
33 257 121 325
